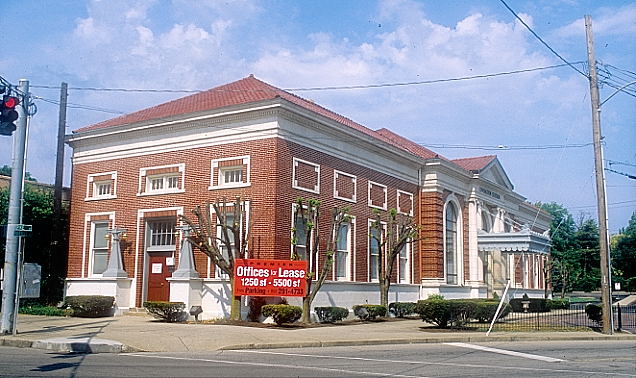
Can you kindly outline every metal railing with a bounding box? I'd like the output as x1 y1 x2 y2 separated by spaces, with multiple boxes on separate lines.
474 304 635 332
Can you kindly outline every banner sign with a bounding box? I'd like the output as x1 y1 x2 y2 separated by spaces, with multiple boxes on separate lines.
234 259 308 297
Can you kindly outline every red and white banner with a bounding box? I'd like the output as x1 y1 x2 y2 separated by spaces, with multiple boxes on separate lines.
233 259 308 297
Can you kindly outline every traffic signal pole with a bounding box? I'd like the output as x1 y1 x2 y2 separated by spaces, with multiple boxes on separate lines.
1 79 30 335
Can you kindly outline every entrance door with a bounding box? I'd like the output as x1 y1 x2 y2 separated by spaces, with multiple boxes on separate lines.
147 252 172 301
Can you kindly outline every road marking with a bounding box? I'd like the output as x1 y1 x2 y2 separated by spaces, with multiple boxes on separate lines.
444 342 565 362
121 353 429 378
230 350 635 377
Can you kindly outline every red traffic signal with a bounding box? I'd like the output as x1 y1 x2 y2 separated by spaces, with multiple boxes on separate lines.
3 95 19 109
0 95 20 136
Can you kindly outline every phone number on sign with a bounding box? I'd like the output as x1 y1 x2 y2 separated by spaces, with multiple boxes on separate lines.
240 278 303 288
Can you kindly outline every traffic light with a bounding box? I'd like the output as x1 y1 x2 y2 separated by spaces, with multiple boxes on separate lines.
0 95 20 135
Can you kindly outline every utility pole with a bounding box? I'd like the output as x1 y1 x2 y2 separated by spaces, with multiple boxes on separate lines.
0 79 30 335
53 82 67 222
585 15 613 335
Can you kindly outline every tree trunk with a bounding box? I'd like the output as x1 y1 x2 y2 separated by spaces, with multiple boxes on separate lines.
230 278 241 320
380 278 389 308
302 295 311 323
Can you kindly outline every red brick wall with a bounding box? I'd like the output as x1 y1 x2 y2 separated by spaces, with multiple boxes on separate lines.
68 136 421 306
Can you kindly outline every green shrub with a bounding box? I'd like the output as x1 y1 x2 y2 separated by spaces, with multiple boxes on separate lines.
247 297 288 322
388 302 417 318
352 305 387 321
315 306 349 323
585 303 603 323
415 298 509 328
64 295 115 318
427 294 445 300
625 277 636 292
19 305 72 317
261 304 302 325
547 298 570 310
415 298 451 328
469 299 511 322
143 301 187 322
509 297 549 313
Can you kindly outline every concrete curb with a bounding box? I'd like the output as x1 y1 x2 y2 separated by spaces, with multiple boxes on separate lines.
219 333 636 350
1 336 142 354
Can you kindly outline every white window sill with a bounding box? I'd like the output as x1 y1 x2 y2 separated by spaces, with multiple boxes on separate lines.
85 195 117 201
137 189 185 196
334 195 356 203
368 204 387 211
292 184 320 194
208 182 251 190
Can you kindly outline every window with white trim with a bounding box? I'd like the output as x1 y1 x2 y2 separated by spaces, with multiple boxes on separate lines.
139 164 184 195
445 201 460 285
90 222 109 276
292 158 320 194
398 240 410 283
86 172 117 200
335 222 352 280
368 181 387 210
147 219 177 251
213 202 249 279
369 222 383 282
334 170 356 202
210 156 250 189
293 213 309 262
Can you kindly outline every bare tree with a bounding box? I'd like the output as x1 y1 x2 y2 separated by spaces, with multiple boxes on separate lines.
179 197 250 320
370 208 419 308
291 198 351 322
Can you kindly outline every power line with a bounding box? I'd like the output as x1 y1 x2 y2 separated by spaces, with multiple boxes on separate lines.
606 159 636 168
605 168 636 180
418 142 593 151
29 63 583 94
498 0 588 79
568 199 636 209
285 63 583 92
34 96 125 115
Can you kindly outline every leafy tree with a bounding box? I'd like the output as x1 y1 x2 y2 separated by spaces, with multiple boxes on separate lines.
613 212 636 284
0 186 69 304
538 202 577 296
370 208 419 307
0 164 37 181
572 218 601 291
179 197 250 320
291 198 351 323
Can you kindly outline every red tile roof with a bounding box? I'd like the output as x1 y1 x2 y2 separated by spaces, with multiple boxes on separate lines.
374 128 444 160
75 75 494 176
76 75 376 136
452 155 497 172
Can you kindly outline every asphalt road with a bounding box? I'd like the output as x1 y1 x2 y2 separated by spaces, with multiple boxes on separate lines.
1 340 634 377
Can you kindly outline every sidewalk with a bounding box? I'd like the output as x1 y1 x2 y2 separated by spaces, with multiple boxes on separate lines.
1 313 634 353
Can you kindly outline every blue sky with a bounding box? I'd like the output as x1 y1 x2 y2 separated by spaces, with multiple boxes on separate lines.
1 0 634 232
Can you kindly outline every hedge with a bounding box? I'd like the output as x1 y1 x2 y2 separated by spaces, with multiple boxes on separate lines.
261 304 302 325
585 303 603 323
315 306 349 323
352 305 387 321
547 298 570 310
19 305 72 317
509 297 549 313
415 298 510 328
64 296 115 318
143 301 187 322
388 302 417 318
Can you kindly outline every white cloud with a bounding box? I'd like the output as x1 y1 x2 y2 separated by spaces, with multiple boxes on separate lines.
554 3 636 38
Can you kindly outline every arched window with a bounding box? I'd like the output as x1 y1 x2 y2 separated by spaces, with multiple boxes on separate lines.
481 211 491 232
445 202 459 285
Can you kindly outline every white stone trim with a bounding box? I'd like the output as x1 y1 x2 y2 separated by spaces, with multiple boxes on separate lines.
85 171 117 201
367 181 387 210
137 163 185 196
292 157 320 194
209 155 251 190
397 189 414 216
333 170 357 203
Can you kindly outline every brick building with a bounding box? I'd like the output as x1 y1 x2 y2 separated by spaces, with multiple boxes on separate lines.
64 75 551 318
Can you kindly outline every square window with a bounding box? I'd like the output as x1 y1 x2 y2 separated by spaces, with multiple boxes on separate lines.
139 164 184 196
86 172 117 201
292 158 320 194
210 156 250 189
95 181 112 197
